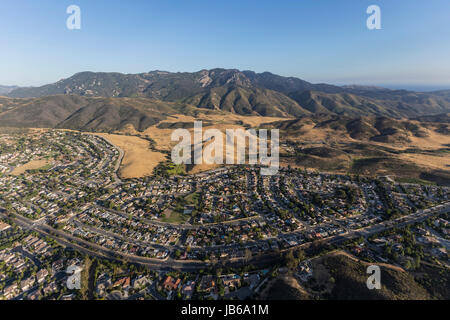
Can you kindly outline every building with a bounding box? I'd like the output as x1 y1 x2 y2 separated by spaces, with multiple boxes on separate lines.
199 275 216 293
36 269 49 283
3 284 19 299
162 276 181 291
113 277 130 290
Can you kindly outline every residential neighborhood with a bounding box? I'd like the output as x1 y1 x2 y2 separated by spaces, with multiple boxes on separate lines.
0 129 449 300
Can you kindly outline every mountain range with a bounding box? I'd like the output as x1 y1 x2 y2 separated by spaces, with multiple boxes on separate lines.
4 69 450 122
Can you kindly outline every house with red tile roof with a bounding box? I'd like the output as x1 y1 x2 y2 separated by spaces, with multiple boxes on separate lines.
162 276 181 291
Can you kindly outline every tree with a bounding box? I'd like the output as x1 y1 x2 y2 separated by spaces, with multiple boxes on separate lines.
295 248 306 262
405 259 413 270
285 250 299 272
414 256 421 269
244 249 252 263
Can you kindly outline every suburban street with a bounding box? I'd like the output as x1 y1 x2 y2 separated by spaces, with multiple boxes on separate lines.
2 201 448 271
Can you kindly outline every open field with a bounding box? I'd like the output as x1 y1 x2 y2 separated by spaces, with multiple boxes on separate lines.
137 114 283 174
96 112 450 179
160 209 189 224
10 159 51 176
95 133 167 179
131 117 450 178
140 113 288 151
398 153 449 171
5 115 449 181
373 130 450 172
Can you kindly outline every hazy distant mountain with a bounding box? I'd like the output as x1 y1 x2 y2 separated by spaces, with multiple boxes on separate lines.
0 85 19 95
341 85 389 92
5 69 450 119
432 90 450 99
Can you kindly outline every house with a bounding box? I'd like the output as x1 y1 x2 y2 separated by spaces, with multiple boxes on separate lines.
20 277 36 292
221 274 241 288
112 277 130 290
61 294 75 300
162 276 181 291
297 261 313 281
95 281 109 297
51 259 64 274
132 275 150 289
36 269 49 283
181 280 195 299
352 246 364 254
244 273 260 289
27 289 41 300
3 283 19 299
43 282 58 295
199 275 216 293
94 273 112 296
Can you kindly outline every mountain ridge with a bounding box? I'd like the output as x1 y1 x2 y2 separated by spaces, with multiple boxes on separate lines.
0 85 19 95
5 69 450 120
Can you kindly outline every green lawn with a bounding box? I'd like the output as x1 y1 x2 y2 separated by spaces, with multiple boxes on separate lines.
166 163 186 175
184 192 200 204
160 210 189 224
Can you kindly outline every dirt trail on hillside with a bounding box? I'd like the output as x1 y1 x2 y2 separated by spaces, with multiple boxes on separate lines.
329 250 406 273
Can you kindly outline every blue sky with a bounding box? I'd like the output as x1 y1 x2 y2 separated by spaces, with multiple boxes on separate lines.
1 0 449 89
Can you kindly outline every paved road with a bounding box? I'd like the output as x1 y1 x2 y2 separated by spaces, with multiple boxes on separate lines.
93 202 264 231
1 202 448 271
93 134 124 186
0 209 209 271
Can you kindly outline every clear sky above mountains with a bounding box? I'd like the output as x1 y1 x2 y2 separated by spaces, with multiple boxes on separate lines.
1 0 449 89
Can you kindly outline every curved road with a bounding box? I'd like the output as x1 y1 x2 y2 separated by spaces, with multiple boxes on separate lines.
1 202 448 271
